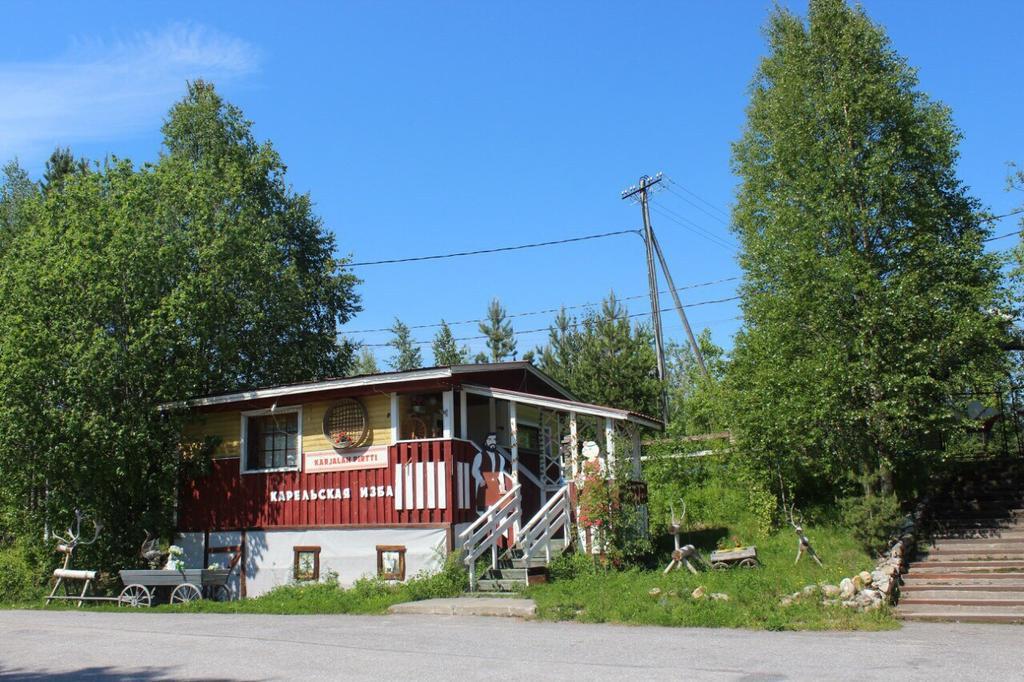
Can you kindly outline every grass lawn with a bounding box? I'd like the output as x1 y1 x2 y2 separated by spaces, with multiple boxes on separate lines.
527 525 899 630
7 526 899 630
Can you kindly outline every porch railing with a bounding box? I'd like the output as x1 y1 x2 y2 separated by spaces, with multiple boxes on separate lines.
518 484 571 565
457 483 522 591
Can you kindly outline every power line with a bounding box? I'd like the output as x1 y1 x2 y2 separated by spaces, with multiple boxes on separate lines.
346 228 641 267
664 177 730 219
358 295 741 348
662 182 730 226
339 275 740 335
982 210 1024 242
649 200 737 250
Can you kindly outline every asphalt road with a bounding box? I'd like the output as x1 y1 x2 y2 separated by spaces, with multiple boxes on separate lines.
0 610 1019 681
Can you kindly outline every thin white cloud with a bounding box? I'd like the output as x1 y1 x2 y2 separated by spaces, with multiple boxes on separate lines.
0 24 259 163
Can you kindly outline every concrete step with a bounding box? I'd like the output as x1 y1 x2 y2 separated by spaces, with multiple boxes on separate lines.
897 604 1024 623
476 579 526 592
899 592 1024 605
906 560 1024 571
926 539 1024 550
929 529 1024 540
902 582 1024 592
919 550 1024 561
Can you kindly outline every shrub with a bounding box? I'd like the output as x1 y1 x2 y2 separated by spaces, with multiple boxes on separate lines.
0 543 48 603
838 494 903 555
547 550 598 582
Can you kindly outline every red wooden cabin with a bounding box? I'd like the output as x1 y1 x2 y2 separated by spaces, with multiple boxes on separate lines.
170 362 660 596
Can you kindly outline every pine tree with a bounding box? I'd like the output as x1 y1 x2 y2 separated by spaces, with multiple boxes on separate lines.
388 318 422 371
41 147 88 192
537 294 662 417
349 348 379 376
478 298 516 362
432 320 468 366
727 0 1004 497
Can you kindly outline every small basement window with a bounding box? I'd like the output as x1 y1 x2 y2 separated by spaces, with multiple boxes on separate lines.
294 546 320 581
242 407 301 472
376 545 406 581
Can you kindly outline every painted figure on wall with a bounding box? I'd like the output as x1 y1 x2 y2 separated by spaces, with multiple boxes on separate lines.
472 432 510 507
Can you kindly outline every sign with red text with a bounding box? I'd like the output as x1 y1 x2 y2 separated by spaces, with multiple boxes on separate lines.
304 445 388 473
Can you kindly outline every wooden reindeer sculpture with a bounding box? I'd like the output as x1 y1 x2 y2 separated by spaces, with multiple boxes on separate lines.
663 501 704 574
787 504 823 567
46 509 104 606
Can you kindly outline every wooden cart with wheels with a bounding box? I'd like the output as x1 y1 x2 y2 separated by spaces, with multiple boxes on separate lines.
709 546 760 570
117 569 232 607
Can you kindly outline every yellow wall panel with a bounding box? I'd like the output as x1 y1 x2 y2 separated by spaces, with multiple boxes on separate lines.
183 393 396 459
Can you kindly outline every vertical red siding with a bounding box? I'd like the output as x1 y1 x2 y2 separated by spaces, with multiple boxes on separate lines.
178 438 482 531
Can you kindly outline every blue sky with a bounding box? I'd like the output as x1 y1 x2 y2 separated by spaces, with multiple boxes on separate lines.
2 1 1022 366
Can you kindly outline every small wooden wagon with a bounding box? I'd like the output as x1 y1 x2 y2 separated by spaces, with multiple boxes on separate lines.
709 546 760 569
117 569 232 607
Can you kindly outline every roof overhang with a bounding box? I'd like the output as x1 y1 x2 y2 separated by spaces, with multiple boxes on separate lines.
460 384 663 431
160 362 576 411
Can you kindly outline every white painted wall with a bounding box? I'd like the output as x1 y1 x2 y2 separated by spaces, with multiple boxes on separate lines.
245 527 448 597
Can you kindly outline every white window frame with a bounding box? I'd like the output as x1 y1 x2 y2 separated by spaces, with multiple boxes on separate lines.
240 406 303 474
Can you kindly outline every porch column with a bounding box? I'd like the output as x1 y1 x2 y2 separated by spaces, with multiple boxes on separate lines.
509 401 519 487
488 397 497 433
568 411 579 481
442 390 454 439
509 400 520 534
390 392 400 443
630 427 642 479
459 390 468 440
605 418 616 473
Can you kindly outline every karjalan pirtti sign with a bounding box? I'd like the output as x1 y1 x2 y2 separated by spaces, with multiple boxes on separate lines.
304 445 388 473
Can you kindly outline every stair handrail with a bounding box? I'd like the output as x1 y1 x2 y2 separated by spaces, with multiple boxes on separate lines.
519 484 572 565
457 483 522 590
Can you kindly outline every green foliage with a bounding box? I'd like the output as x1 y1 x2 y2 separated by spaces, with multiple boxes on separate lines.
349 348 380 376
665 329 729 437
537 294 663 418
0 80 361 570
478 298 516 362
727 0 1006 500
431 320 469 365
388 318 422 370
175 553 466 615
546 549 599 582
644 442 776 539
0 541 48 603
838 494 903 555
529 525 896 630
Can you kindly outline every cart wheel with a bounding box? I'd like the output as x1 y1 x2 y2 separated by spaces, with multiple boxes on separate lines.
170 583 203 604
209 584 231 602
118 584 152 608
739 558 758 569
711 562 728 570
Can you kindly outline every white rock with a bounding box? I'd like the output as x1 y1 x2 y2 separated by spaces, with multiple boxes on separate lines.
839 578 856 599
691 586 706 600
822 584 841 598
710 592 729 601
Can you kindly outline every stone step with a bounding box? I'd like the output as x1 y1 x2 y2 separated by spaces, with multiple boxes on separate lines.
897 604 1024 623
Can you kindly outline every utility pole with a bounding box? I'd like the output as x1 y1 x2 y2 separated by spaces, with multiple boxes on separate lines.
622 173 668 421
650 228 709 379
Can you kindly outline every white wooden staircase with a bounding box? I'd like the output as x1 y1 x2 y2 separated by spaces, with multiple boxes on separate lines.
458 484 572 592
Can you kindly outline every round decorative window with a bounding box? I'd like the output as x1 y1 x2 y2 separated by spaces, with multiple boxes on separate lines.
322 398 369 450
